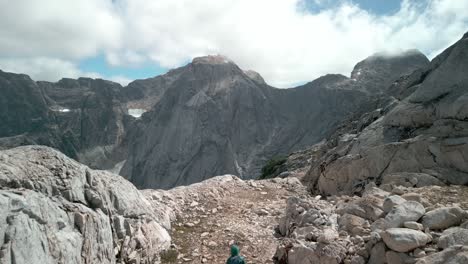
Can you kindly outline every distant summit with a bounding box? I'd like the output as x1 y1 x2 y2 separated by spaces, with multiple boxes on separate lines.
350 49 429 93
192 54 233 65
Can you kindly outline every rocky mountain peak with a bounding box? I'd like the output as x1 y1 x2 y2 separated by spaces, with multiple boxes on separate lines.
191 54 233 65
350 49 429 93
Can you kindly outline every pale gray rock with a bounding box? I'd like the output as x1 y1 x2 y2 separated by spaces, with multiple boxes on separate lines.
336 196 384 221
382 172 446 188
383 195 407 213
437 227 468 249
0 146 171 264
381 228 431 252
384 201 425 229
422 207 467 230
401 193 431 208
404 221 424 231
317 228 339 244
338 214 368 236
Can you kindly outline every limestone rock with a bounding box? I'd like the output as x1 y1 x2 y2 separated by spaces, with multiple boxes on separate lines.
403 221 423 231
383 195 407 213
437 227 468 249
422 207 467 230
338 214 368 236
384 201 425 229
381 228 431 253
0 146 171 264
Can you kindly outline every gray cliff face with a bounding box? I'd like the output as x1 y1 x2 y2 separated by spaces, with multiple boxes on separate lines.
302 32 468 195
0 75 130 170
0 146 171 264
0 71 52 139
121 53 428 189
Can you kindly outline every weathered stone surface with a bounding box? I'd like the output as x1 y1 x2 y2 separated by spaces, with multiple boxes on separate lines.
437 227 468 249
422 207 467 230
0 146 171 264
336 196 384 221
383 195 407 213
404 221 424 231
381 228 431 252
338 214 368 236
382 172 446 188
368 242 387 264
384 201 425 229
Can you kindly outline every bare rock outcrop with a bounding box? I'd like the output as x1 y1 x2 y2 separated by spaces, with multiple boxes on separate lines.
0 146 171 264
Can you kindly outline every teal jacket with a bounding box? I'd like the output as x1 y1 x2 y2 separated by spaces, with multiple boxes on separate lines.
226 245 246 264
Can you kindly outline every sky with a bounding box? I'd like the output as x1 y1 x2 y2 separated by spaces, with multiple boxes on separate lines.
0 0 467 87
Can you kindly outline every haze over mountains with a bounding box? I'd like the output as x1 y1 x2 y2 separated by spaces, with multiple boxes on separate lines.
0 48 428 189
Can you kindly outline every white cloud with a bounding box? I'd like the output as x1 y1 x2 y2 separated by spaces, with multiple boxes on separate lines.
0 57 98 80
0 0 467 87
0 57 132 86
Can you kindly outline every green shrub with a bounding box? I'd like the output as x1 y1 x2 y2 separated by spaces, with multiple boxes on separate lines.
259 156 287 179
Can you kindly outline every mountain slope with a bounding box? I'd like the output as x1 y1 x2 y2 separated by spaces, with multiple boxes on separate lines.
121 54 428 188
298 32 468 195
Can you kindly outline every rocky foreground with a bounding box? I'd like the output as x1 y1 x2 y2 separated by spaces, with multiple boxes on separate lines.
2 146 468 264
274 183 468 264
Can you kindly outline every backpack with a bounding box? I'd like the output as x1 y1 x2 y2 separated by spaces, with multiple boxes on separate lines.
226 255 246 264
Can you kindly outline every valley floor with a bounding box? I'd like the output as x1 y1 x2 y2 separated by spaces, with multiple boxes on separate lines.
157 176 308 264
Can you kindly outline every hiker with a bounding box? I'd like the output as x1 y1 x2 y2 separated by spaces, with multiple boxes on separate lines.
226 244 245 264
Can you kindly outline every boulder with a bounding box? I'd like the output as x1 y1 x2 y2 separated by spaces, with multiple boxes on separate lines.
337 196 384 221
384 201 425 228
381 228 431 252
401 193 430 208
383 195 407 213
437 227 468 249
338 214 368 236
368 242 387 264
422 207 467 230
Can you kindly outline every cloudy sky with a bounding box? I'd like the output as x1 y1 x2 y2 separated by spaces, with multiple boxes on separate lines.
0 0 467 87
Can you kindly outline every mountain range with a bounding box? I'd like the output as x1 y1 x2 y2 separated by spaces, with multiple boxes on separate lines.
0 48 430 189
